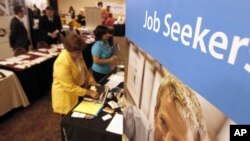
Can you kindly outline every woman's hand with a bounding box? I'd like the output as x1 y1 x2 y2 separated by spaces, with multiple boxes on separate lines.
87 90 99 99
109 55 118 63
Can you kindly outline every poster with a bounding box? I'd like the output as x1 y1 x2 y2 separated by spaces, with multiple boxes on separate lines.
140 59 155 119
125 42 236 141
126 0 250 124
126 0 250 139
127 43 145 106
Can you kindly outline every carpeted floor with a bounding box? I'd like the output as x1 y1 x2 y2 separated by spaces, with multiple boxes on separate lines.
0 93 62 141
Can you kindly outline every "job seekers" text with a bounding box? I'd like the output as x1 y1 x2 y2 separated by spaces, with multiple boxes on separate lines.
143 10 250 73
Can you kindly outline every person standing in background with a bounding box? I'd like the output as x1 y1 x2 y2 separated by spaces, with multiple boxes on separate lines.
9 5 30 51
77 8 86 26
32 4 41 19
104 13 115 27
97 1 103 8
68 6 75 19
101 5 111 25
39 6 62 45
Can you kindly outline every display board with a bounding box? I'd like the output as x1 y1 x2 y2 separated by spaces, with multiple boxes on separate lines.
127 43 145 106
126 0 250 124
84 7 102 30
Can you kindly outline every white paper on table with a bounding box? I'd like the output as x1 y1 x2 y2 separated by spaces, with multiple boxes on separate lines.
71 112 86 118
105 73 124 89
114 71 124 76
48 47 58 53
5 57 24 64
108 74 124 82
117 65 124 69
86 35 92 38
50 52 59 56
0 61 11 65
56 44 64 49
38 48 49 52
28 51 49 57
14 64 26 69
85 39 95 44
22 60 32 64
106 113 123 135
17 54 31 59
85 40 92 44
32 56 49 64
105 81 118 89
105 78 123 89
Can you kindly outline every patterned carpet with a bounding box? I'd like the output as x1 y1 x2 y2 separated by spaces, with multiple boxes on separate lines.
0 93 62 141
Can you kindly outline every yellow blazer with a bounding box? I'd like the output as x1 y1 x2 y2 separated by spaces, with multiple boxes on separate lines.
52 49 95 114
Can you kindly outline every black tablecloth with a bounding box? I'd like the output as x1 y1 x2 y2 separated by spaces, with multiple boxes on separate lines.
62 106 122 141
0 56 56 101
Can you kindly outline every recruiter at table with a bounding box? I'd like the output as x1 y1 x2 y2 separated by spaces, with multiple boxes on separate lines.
51 33 99 115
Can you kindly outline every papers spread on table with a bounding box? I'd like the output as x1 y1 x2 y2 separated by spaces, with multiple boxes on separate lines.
14 64 26 69
17 54 31 59
105 71 124 89
38 48 49 52
85 38 95 44
73 101 104 116
0 61 11 65
28 51 53 58
106 113 123 135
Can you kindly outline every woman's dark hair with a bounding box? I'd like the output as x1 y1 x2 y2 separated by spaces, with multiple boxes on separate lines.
97 1 103 7
107 27 114 45
13 6 23 15
93 25 109 41
63 33 86 52
107 5 111 11
45 6 53 11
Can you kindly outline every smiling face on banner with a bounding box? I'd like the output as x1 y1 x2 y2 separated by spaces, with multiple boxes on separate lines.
154 76 207 141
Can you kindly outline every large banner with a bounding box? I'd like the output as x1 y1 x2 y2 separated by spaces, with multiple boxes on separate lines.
126 0 250 124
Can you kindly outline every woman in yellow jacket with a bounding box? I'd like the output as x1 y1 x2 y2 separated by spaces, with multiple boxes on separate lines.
52 33 99 115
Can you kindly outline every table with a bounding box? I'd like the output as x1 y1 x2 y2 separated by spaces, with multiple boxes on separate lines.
62 104 122 141
61 68 124 141
0 69 29 116
0 47 62 101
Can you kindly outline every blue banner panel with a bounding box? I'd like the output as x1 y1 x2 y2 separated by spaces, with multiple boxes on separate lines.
126 0 250 123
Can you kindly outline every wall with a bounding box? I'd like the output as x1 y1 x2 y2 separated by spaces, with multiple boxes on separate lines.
0 16 13 59
58 0 125 17
0 0 30 58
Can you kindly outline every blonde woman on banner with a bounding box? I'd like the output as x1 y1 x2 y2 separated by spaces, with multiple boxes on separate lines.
154 75 210 141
